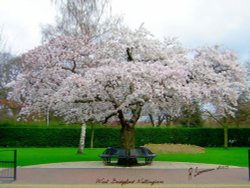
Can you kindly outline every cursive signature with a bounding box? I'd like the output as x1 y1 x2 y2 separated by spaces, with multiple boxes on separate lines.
96 178 164 185
188 165 229 180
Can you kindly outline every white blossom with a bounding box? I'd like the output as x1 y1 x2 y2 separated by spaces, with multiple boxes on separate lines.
8 26 247 124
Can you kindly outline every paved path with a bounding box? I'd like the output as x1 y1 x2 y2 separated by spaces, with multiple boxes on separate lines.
20 161 239 169
0 161 249 188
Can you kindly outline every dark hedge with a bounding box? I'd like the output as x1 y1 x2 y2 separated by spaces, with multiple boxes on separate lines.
0 127 249 147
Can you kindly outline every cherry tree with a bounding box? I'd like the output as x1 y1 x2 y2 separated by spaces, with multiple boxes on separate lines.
193 46 247 148
7 35 95 153
54 60 191 147
7 25 247 157
192 46 246 115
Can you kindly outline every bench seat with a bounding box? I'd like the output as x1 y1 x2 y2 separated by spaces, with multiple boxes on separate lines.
99 146 156 165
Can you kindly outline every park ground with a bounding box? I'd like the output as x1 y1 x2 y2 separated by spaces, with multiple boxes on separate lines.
0 147 249 188
0 162 249 188
0 147 247 167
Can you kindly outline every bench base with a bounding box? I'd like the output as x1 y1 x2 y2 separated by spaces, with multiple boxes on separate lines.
99 146 156 166
117 158 138 166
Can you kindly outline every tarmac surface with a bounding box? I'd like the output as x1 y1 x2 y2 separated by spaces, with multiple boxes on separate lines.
0 161 249 188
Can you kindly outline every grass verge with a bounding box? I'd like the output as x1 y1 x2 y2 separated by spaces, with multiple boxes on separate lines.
155 147 249 167
0 147 248 167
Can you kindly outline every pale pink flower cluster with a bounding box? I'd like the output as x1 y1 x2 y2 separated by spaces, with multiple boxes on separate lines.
8 26 247 123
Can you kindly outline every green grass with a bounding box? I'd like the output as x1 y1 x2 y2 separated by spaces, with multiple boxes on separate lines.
0 148 103 166
0 147 248 167
155 147 249 167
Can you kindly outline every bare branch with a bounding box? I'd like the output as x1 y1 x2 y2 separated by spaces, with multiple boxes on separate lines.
203 110 224 127
102 111 117 124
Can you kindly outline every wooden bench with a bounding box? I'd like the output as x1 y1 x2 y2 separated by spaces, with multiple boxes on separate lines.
99 146 156 165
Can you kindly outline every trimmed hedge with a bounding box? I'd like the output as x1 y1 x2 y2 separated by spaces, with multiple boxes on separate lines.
0 127 249 147
0 127 80 147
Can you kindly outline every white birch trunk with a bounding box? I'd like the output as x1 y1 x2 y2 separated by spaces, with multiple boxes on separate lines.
46 108 50 126
77 123 86 154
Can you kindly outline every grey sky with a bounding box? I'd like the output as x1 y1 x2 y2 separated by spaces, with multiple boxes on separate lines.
0 0 250 62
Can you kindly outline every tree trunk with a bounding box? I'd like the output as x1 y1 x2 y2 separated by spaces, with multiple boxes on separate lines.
167 121 174 127
204 110 228 149
90 123 95 149
120 125 135 150
118 124 137 165
117 106 141 165
157 115 165 127
223 117 229 149
223 125 228 149
148 114 155 127
187 110 191 127
11 108 18 125
45 108 50 126
77 123 86 154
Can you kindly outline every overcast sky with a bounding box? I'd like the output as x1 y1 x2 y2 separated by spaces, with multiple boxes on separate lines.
0 0 250 62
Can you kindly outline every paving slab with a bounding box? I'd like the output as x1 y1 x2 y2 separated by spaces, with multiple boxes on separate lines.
20 161 240 169
0 162 249 188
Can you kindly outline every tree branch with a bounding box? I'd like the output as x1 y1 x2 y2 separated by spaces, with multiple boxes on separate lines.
129 103 143 127
102 112 117 124
126 47 133 62
203 110 224 127
118 109 126 128
74 95 103 103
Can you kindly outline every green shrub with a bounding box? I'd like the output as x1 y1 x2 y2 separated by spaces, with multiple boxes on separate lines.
0 127 80 147
0 127 249 147
135 128 224 147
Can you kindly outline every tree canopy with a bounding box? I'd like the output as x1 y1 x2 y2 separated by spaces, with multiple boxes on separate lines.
7 26 247 126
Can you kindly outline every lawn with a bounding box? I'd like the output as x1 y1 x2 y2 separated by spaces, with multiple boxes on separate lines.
0 147 248 167
155 147 249 167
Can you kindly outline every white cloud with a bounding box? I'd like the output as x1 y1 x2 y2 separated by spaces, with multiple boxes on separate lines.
113 0 250 61
0 0 56 54
0 0 250 61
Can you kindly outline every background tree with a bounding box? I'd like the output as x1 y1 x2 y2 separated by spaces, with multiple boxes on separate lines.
0 56 24 121
179 101 203 127
0 28 23 122
194 46 248 148
42 0 118 42
227 60 250 127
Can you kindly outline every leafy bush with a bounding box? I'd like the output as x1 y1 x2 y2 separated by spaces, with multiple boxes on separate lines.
0 127 249 147
135 128 224 147
0 127 80 147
